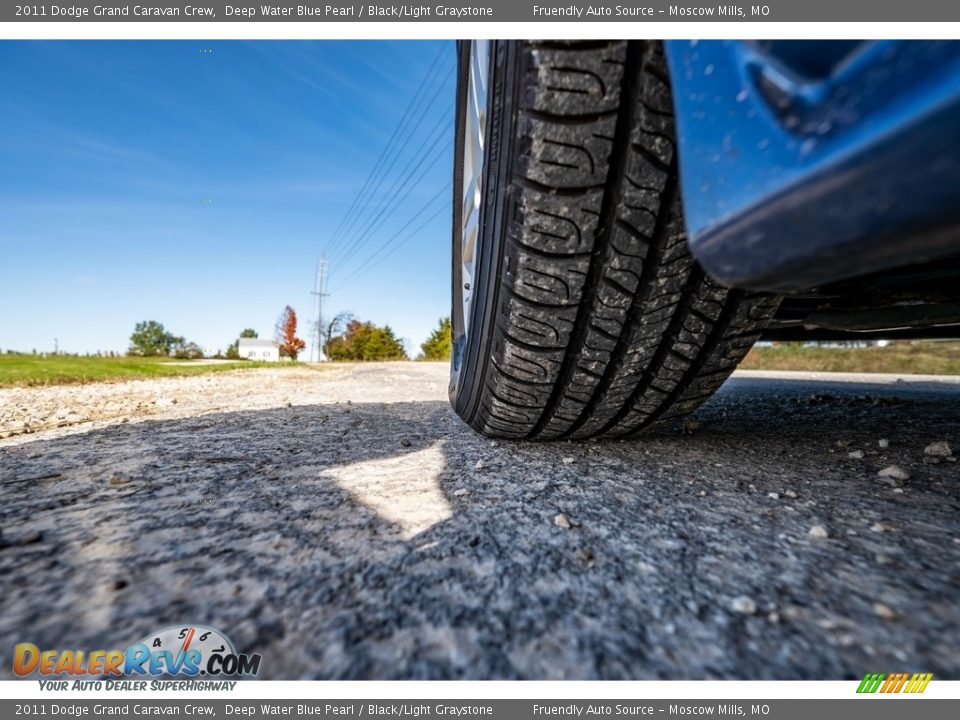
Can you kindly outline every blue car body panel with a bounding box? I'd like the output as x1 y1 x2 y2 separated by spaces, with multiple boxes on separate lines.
663 40 960 292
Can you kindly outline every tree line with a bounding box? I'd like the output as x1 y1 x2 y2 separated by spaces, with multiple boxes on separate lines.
322 314 450 361
127 309 452 362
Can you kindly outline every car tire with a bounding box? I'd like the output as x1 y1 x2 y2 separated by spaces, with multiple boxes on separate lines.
449 40 780 440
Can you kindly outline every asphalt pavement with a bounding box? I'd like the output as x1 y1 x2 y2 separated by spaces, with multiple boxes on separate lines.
1 364 958 679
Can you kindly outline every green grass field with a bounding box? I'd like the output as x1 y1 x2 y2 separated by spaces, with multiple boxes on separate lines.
0 354 279 387
740 341 960 375
2 342 958 388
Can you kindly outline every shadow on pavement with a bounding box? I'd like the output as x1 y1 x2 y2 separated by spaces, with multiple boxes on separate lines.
1 375 958 679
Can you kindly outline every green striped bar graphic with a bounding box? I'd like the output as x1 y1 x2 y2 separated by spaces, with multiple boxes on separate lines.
857 672 886 693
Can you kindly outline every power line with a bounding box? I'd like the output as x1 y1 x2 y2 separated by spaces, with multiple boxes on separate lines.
331 117 452 272
332 202 450 293
322 45 446 258
335 183 450 286
328 100 453 268
323 46 452 263
331 140 450 276
318 43 456 318
330 190 451 293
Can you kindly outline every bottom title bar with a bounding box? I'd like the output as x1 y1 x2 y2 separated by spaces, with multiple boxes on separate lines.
2 700 958 720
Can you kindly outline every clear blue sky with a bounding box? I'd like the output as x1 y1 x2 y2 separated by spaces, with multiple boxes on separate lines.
0 40 455 358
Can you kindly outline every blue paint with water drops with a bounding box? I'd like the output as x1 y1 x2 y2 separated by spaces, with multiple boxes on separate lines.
664 40 960 292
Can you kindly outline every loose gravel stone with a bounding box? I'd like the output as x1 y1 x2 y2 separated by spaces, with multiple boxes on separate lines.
809 525 829 540
848 450 864 459
924 441 952 458
574 548 595 568
554 513 574 530
878 439 889 448
873 603 898 620
878 465 910 484
730 596 757 615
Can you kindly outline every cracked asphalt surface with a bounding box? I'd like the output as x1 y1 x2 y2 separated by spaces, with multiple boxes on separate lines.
1 363 958 679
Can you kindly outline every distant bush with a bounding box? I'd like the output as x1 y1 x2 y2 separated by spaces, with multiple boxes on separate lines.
129 320 204 359
129 320 178 356
172 341 204 360
418 317 452 361
326 320 408 361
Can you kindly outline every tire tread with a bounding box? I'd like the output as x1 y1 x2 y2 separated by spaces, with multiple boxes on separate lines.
466 41 779 439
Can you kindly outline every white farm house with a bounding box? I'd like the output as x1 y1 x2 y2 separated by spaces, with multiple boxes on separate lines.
237 338 280 362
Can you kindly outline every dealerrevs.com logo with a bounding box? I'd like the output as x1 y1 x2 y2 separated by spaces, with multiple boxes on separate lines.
13 625 261 678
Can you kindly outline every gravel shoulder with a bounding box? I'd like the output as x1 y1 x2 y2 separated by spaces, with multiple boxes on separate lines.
1 363 958 679
0 364 438 441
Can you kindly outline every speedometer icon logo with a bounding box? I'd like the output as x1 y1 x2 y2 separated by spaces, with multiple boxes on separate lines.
137 625 236 671
128 625 259 676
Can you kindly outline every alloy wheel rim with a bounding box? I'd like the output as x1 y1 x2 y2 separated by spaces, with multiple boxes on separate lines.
460 40 490 346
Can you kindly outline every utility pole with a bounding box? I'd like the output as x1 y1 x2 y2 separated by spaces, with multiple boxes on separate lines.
310 257 329 362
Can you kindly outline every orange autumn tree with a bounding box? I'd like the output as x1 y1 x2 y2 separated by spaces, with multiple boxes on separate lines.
275 305 306 360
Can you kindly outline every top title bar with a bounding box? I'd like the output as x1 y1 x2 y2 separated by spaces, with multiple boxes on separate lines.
6 1 960 23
